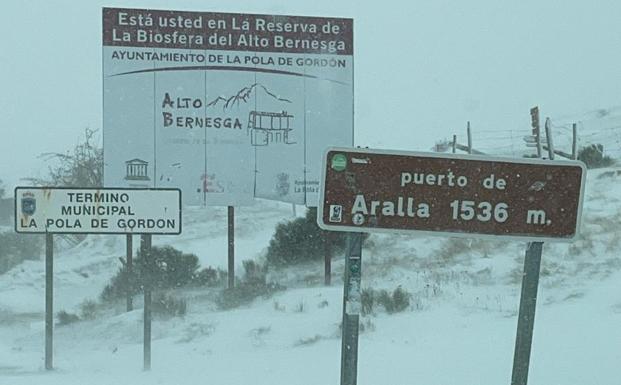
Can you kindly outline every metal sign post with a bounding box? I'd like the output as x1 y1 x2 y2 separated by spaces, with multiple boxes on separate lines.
228 206 235 289
511 116 551 385
324 232 332 286
142 234 152 371
511 241 543 385
318 148 586 384
45 233 53 371
340 232 363 385
126 234 133 312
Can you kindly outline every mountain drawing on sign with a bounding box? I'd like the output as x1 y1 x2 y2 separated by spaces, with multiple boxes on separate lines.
207 83 295 147
206 83 291 110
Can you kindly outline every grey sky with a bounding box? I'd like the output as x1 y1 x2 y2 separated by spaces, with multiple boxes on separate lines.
2 0 620 192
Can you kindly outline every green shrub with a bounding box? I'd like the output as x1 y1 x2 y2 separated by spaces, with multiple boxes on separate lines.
294 335 322 346
578 144 615 169
0 232 43 274
192 266 227 287
57 310 80 326
240 260 266 286
361 288 375 316
266 208 362 265
376 290 393 312
389 287 411 313
152 293 187 317
101 246 202 302
317 300 329 309
294 301 305 313
216 260 284 309
361 287 411 314
147 246 200 289
338 318 376 336
79 299 98 320
100 262 139 302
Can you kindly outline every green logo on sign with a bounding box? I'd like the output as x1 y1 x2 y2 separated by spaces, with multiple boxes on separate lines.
331 154 347 172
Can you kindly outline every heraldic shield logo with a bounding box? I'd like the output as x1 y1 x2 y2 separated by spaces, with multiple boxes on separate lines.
276 173 290 197
21 192 36 216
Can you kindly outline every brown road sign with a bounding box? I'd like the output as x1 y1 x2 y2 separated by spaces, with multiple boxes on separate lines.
318 148 586 241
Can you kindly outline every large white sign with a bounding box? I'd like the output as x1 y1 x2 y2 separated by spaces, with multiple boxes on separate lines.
102 8 354 206
15 188 181 234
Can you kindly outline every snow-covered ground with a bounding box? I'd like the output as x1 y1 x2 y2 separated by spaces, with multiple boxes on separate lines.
1 167 621 385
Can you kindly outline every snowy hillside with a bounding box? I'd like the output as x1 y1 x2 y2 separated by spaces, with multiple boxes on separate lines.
1 167 621 385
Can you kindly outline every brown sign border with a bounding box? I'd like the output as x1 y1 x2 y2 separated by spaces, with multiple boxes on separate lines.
317 147 586 242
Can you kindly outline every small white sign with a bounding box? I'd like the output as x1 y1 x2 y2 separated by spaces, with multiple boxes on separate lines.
15 188 181 234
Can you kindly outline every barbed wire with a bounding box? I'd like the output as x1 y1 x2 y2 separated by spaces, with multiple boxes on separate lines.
449 106 621 160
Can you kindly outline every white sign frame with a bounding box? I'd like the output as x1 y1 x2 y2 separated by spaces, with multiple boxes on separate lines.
15 187 182 235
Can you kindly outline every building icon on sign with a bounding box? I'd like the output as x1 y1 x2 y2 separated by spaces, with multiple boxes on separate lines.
124 159 150 181
247 110 295 146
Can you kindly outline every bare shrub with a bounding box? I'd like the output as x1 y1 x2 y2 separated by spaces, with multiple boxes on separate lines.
57 310 80 326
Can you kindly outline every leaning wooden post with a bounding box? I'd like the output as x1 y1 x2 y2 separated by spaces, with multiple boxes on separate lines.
45 233 54 371
467 121 473 154
545 118 555 160
572 123 578 160
530 107 542 158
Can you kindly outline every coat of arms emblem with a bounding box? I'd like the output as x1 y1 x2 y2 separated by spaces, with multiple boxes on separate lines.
276 173 290 197
21 192 36 216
